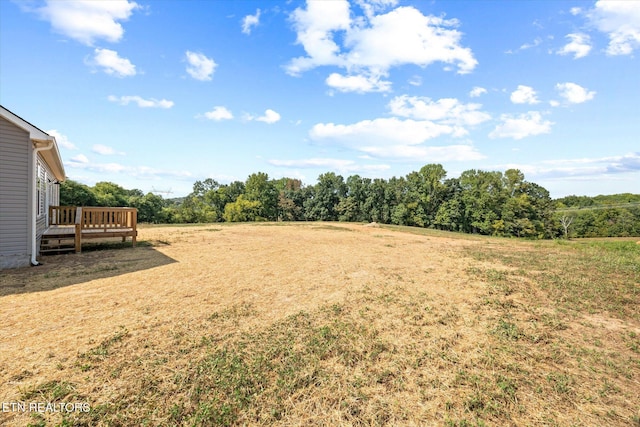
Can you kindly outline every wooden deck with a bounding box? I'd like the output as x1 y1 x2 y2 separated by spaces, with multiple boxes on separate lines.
42 206 137 253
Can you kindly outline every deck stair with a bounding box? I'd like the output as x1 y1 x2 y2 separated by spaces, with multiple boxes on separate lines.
40 231 76 253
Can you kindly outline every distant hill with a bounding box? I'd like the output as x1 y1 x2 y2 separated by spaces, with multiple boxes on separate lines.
165 196 186 205
555 193 640 210
554 193 640 237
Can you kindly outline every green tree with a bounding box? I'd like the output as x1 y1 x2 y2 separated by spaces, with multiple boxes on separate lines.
500 194 537 237
337 196 360 222
276 178 304 221
171 179 245 223
434 198 463 231
287 184 310 221
414 164 447 226
362 178 393 223
92 182 130 207
273 177 302 192
434 178 463 231
245 172 278 221
130 192 167 223
503 168 525 197
173 180 221 223
304 172 346 221
459 170 505 234
223 195 262 222
174 195 218 223
342 175 369 222
204 182 244 221
278 192 301 221
59 179 98 206
522 182 555 238
192 178 220 198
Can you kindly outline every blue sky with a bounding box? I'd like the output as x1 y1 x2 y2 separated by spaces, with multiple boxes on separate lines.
1 0 638 198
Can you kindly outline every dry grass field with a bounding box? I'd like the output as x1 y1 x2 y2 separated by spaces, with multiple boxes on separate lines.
1 222 638 426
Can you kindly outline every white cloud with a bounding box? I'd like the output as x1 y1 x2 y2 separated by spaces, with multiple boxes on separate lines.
268 157 390 173
108 95 174 108
587 1 640 55
506 37 544 54
34 0 139 45
326 72 391 93
242 9 261 35
308 93 490 161
47 130 76 150
311 117 454 146
469 86 487 97
185 51 216 81
130 166 194 180
93 145 114 155
69 154 89 164
557 33 592 58
92 144 125 156
289 0 351 69
519 37 542 51
555 82 596 104
570 7 582 16
355 0 399 19
287 2 476 92
65 158 193 180
90 48 136 77
408 75 422 86
606 152 640 173
489 112 553 140
357 144 485 162
256 109 281 124
510 85 540 104
388 95 491 129
500 152 640 180
203 106 233 121
343 7 477 73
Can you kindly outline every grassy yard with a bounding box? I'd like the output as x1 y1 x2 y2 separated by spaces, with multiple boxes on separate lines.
0 223 638 426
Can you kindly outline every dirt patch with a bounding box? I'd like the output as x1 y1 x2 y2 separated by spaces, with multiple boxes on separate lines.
580 313 640 334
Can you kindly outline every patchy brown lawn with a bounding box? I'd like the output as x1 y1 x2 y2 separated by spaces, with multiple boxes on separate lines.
1 223 638 426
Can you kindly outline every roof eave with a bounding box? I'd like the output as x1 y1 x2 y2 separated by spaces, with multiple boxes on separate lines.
34 139 66 182
1 106 66 181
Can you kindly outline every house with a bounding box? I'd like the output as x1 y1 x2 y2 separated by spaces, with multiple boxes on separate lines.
0 105 66 269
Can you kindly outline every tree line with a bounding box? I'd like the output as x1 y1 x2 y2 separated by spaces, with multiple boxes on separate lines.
555 193 640 238
60 164 640 239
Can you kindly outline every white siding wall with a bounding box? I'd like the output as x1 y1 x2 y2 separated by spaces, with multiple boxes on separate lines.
0 116 32 269
35 154 58 242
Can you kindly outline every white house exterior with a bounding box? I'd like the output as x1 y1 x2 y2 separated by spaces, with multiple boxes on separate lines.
0 106 66 269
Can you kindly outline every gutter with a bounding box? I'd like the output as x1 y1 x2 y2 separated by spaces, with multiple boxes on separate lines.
31 140 55 266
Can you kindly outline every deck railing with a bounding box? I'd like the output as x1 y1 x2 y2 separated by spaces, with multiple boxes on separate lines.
48 206 137 252
49 206 137 228
49 205 77 225
77 207 137 230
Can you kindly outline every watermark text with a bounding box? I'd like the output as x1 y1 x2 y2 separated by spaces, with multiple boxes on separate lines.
2 401 90 413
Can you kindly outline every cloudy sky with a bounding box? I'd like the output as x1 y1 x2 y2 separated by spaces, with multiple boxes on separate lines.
1 0 638 198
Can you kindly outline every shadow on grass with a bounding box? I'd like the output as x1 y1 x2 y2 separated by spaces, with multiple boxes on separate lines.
0 240 176 297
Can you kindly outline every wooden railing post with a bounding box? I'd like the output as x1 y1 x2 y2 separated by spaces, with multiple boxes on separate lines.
74 207 82 253
131 209 137 247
